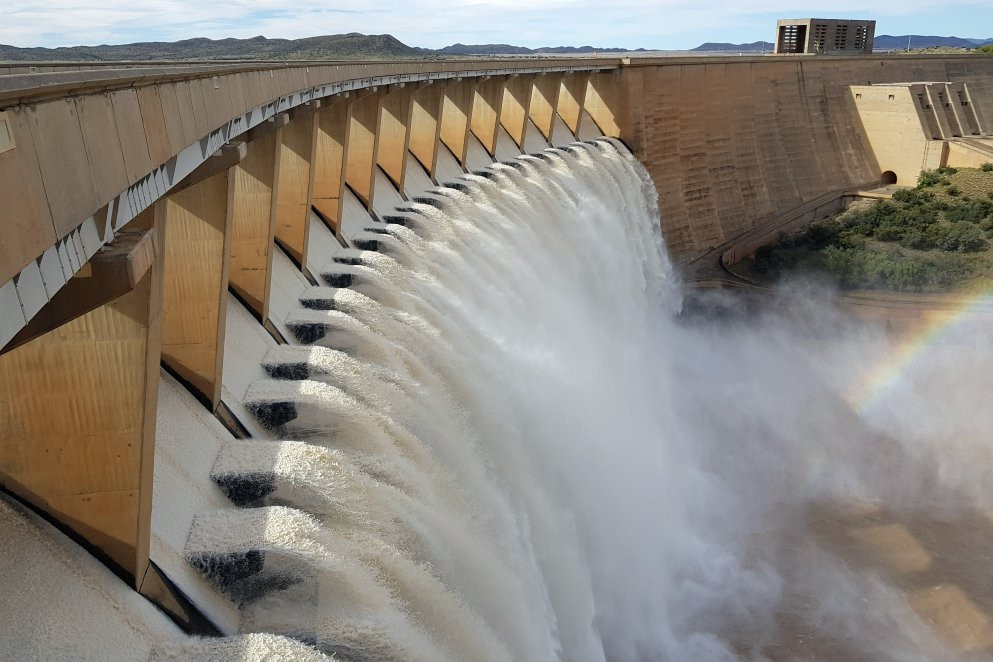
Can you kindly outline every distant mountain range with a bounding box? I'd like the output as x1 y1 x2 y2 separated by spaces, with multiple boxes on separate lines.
0 34 422 61
691 41 774 52
692 35 993 52
2 32 992 62
873 35 993 49
0 34 643 62
428 43 644 55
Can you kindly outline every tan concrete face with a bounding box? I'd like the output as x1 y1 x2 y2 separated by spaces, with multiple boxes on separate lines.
159 169 233 410
344 90 382 208
408 84 444 177
312 100 349 232
470 77 506 156
500 75 537 148
377 86 413 190
947 139 993 168
583 73 621 138
0 226 163 584
557 73 589 135
529 75 563 141
274 110 317 265
620 57 993 264
851 85 947 186
229 129 279 322
439 79 474 165
27 99 100 238
0 107 57 285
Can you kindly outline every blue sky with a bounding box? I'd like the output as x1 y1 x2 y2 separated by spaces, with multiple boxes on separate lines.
3 1 992 50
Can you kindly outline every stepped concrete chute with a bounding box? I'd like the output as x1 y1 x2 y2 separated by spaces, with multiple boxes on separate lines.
2 54 993 657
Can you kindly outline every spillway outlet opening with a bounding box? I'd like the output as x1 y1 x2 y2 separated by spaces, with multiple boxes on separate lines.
212 472 278 507
299 295 336 311
332 255 364 266
351 238 379 251
247 400 299 430
381 215 414 227
287 322 330 344
880 170 898 185
412 196 446 209
187 551 303 606
263 361 311 380
443 181 473 193
188 550 266 587
322 272 354 288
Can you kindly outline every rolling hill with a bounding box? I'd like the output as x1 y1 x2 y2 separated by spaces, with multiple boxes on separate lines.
0 33 423 61
692 35 993 53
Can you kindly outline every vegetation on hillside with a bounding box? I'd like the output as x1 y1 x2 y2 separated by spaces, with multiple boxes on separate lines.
0 34 641 62
0 34 429 61
750 167 993 292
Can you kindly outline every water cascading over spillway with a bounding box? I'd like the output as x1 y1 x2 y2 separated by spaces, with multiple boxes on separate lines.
186 139 707 661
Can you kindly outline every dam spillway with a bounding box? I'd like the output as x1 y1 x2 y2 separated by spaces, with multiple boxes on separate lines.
163 139 671 660
5 134 992 661
3 54 993 660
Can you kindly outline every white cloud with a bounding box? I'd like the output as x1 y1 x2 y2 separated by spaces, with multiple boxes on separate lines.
1 0 990 49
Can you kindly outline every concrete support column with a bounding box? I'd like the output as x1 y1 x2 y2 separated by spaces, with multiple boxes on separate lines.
438 79 474 165
557 72 590 135
344 89 382 209
312 99 349 234
274 103 319 266
0 225 163 587
377 85 413 191
470 76 506 156
583 71 622 138
500 74 538 148
529 74 563 141
408 82 444 178
924 85 954 140
228 115 284 323
946 83 981 136
158 156 235 411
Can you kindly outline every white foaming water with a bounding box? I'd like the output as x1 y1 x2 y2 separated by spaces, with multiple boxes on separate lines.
196 140 986 660
198 140 685 660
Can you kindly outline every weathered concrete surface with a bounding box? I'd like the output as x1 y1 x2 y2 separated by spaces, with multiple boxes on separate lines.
620 56 993 265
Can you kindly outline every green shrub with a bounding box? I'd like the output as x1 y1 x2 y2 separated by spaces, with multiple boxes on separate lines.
900 228 930 249
945 199 993 223
937 166 959 175
875 225 905 241
981 162 993 172
980 45 993 54
947 185 962 196
918 170 941 188
893 188 936 205
929 221 986 251
940 177 953 187
838 229 869 248
753 184 993 292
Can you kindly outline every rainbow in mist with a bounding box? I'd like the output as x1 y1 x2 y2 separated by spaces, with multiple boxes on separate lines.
846 287 993 414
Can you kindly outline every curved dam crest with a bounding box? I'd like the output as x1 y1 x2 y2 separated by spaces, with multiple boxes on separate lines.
3 133 993 661
165 139 676 660
3 54 993 661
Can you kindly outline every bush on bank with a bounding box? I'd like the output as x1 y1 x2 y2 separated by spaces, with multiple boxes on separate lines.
752 168 993 292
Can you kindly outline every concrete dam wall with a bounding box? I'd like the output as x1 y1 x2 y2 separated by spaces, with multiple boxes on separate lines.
620 56 993 264
2 54 993 659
